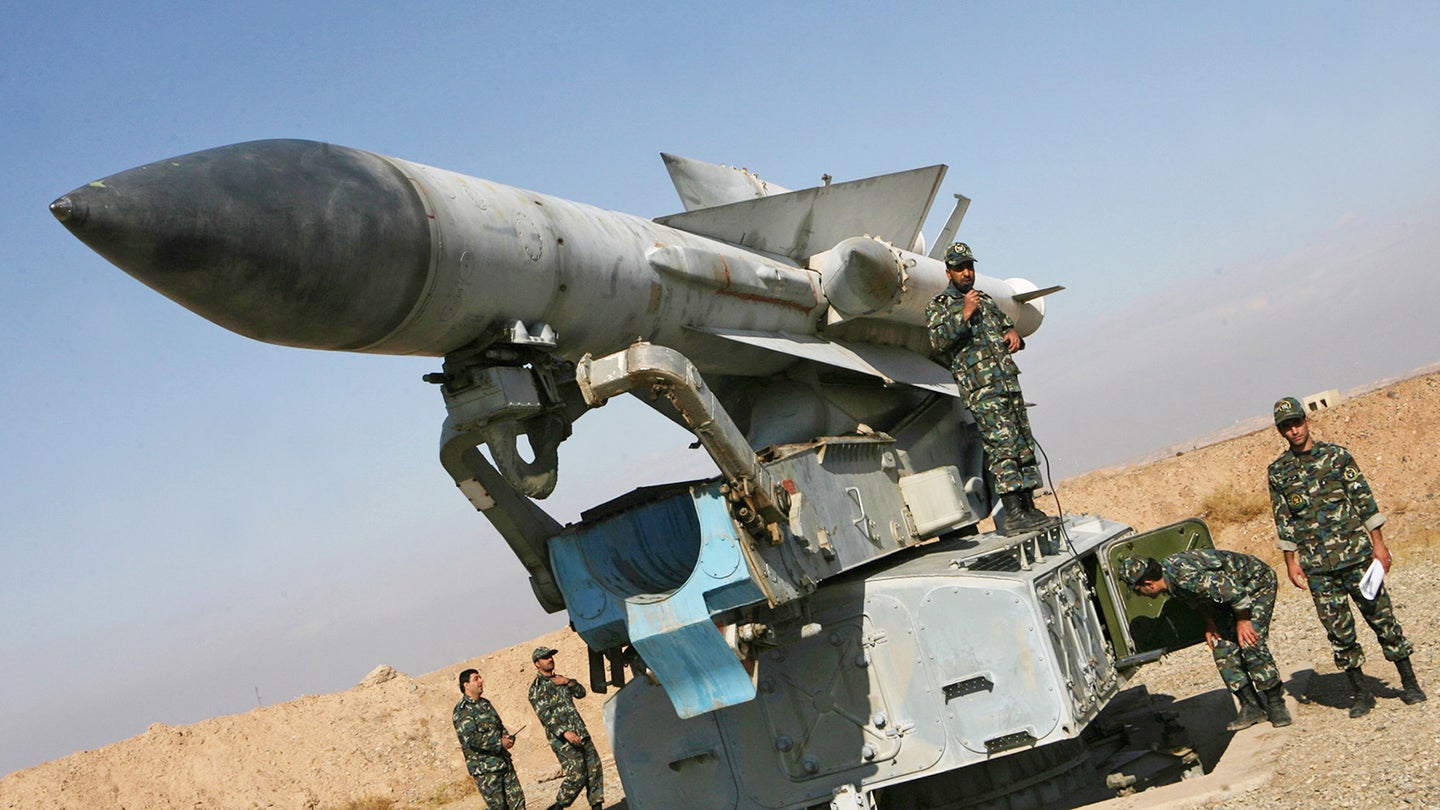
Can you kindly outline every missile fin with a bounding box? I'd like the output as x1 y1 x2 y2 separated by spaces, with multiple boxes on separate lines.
1013 285 1065 304
661 153 790 211
693 327 958 396
656 165 947 263
928 194 972 260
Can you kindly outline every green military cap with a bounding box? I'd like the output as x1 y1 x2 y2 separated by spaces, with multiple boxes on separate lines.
532 646 559 661
944 242 978 268
1118 555 1159 589
1273 396 1306 426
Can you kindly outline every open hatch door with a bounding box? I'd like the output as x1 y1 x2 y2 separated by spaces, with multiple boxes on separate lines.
1095 518 1215 670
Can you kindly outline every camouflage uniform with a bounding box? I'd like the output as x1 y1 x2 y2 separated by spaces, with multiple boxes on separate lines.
453 695 525 809
1159 549 1281 692
925 283 1041 496
530 671 603 808
1269 440 1413 669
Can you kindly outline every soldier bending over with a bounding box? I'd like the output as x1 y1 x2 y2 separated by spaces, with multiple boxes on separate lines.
1121 549 1292 730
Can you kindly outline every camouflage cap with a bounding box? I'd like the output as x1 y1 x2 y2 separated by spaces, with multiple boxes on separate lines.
532 646 558 662
1118 555 1157 589
1273 396 1306 426
944 242 978 268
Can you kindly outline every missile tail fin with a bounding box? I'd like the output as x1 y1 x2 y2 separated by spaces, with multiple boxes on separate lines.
1013 285 1065 304
694 327 958 396
657 165 947 262
661 153 789 212
928 194 972 260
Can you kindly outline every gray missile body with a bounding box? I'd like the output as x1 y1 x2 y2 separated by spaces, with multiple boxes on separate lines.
52 139 830 376
52 139 1051 381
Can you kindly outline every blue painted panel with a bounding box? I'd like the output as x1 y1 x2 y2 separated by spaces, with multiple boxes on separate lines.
550 483 768 717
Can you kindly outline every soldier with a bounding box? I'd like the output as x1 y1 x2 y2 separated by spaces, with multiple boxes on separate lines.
1268 396 1425 716
1120 550 1292 730
528 647 603 810
452 668 525 809
925 242 1052 535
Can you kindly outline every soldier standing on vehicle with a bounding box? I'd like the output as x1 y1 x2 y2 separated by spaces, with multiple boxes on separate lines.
1268 396 1426 716
1121 549 1292 729
925 242 1053 535
453 669 525 809
528 647 604 810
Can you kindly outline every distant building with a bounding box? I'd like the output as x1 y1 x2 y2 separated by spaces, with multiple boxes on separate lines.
1303 389 1342 413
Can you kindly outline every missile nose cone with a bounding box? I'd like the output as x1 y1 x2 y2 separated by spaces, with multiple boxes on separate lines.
52 139 433 352
49 194 84 224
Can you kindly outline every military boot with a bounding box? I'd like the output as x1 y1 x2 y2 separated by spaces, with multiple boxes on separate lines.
1262 685 1292 727
1001 493 1048 536
1225 683 1268 730
1396 657 1428 705
1020 491 1060 529
1346 666 1376 717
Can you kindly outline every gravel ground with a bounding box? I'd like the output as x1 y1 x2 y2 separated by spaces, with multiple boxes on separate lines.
1120 547 1440 809
1058 371 1440 808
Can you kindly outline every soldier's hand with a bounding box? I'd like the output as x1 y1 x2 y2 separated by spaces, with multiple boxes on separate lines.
550 674 571 686
502 734 516 750
1372 533 1392 572
1287 563 1308 590
1003 329 1021 352
563 730 582 745
962 290 980 321
1236 619 1258 648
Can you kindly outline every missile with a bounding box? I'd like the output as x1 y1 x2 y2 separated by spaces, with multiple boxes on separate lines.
50 139 1051 382
51 139 1064 632
51 138 1061 562
50 139 817 375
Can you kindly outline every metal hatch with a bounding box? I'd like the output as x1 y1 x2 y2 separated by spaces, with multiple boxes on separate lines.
1094 518 1215 668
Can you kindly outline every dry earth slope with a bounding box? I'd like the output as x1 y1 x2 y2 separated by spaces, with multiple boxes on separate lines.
3 370 1437 810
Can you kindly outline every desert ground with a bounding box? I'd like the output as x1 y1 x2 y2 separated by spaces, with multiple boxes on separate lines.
3 370 1437 810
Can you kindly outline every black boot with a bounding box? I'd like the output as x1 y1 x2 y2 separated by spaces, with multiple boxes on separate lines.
1001 493 1048 536
1020 491 1059 528
1226 683 1268 730
1346 666 1376 717
1396 657 1428 705
1263 684 1292 727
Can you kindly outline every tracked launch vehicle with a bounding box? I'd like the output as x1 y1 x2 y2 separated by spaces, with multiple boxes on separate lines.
53 141 1211 808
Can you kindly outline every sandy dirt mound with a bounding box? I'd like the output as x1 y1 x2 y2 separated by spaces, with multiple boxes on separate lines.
0 626 619 810
3 371 1437 809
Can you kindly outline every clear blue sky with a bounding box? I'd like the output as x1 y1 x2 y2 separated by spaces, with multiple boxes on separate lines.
4 2 1438 778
